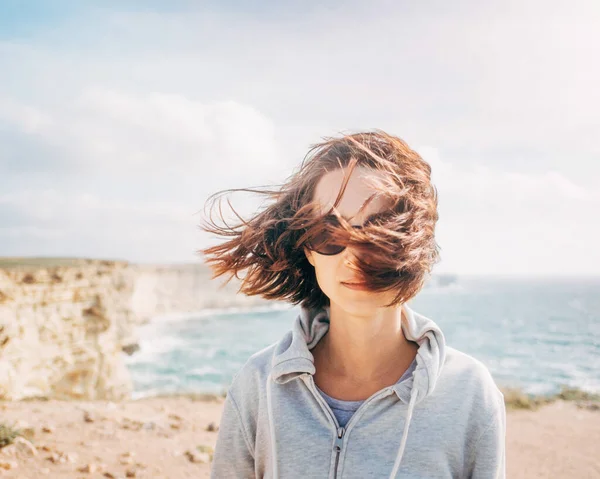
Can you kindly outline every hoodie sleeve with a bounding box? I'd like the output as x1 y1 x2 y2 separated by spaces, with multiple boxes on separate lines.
210 391 256 479
468 393 507 478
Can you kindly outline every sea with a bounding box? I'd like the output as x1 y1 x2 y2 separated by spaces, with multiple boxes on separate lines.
125 276 600 399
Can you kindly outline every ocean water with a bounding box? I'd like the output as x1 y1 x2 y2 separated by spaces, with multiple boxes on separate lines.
125 276 600 399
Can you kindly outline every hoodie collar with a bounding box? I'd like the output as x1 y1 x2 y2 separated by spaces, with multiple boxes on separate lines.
270 303 446 404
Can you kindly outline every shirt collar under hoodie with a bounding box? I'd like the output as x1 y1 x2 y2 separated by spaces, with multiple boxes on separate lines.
266 302 447 478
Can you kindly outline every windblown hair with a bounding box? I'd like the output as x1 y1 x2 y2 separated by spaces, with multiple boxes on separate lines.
198 130 441 310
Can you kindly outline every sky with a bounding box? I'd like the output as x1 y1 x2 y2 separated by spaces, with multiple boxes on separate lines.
0 0 599 276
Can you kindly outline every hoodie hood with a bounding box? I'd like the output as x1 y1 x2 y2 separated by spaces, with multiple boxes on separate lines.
266 302 447 478
270 302 446 404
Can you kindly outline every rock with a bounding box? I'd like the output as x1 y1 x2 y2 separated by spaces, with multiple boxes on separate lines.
168 413 182 421
0 444 16 458
196 444 214 462
42 425 54 433
185 449 210 464
65 451 78 463
142 421 157 430
47 452 62 463
46 450 77 464
13 436 37 457
122 343 140 356
0 460 18 470
119 451 136 465
197 444 214 454
125 469 137 477
206 422 219 432
79 463 105 473
120 418 143 431
79 440 97 447
83 411 95 423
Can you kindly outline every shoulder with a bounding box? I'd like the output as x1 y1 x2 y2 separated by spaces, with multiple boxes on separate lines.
220 336 285 440
442 346 505 414
433 347 506 450
226 333 286 401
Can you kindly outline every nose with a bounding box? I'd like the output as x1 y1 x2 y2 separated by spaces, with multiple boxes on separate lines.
342 248 360 272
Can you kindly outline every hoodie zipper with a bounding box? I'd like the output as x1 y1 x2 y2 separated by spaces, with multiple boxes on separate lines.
333 426 345 479
303 375 394 479
302 376 344 478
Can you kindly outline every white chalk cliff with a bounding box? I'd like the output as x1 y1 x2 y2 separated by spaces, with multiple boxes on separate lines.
0 259 270 401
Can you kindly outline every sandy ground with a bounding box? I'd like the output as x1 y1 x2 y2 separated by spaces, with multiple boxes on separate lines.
0 397 598 478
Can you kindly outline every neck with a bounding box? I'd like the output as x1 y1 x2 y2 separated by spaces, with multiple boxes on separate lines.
314 301 418 383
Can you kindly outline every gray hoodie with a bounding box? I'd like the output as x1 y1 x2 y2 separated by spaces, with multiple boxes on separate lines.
211 303 506 478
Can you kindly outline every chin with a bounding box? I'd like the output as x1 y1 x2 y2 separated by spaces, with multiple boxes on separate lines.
330 291 382 313
335 286 397 309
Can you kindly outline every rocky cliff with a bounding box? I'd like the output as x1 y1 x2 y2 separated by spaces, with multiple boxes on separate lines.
0 259 271 401
0 260 139 401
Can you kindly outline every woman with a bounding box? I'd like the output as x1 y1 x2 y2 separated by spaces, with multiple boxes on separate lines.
201 131 506 478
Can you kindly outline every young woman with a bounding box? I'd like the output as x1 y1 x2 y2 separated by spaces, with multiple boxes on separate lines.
201 131 506 478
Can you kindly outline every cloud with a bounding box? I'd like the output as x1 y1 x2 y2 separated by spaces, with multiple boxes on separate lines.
1 88 279 181
0 226 65 240
0 189 192 223
0 97 52 133
2 0 599 171
413 146 600 275
0 188 201 262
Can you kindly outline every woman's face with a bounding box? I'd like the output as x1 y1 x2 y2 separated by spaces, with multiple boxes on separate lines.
304 166 397 313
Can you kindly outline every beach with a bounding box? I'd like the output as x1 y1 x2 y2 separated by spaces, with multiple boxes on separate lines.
1 395 598 478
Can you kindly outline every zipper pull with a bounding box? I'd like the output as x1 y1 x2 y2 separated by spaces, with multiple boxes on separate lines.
334 427 345 451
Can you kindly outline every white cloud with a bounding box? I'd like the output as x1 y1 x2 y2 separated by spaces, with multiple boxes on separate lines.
417 145 599 206
0 226 65 239
414 149 600 275
1 88 279 180
0 189 193 224
2 0 598 170
0 188 201 262
0 97 53 134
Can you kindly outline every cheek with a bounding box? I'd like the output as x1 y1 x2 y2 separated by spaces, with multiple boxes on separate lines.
312 255 341 293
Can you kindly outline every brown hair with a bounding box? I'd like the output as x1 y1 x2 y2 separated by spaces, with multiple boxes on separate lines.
198 130 441 310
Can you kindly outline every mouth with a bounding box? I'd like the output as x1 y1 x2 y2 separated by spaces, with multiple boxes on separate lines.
340 281 369 291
